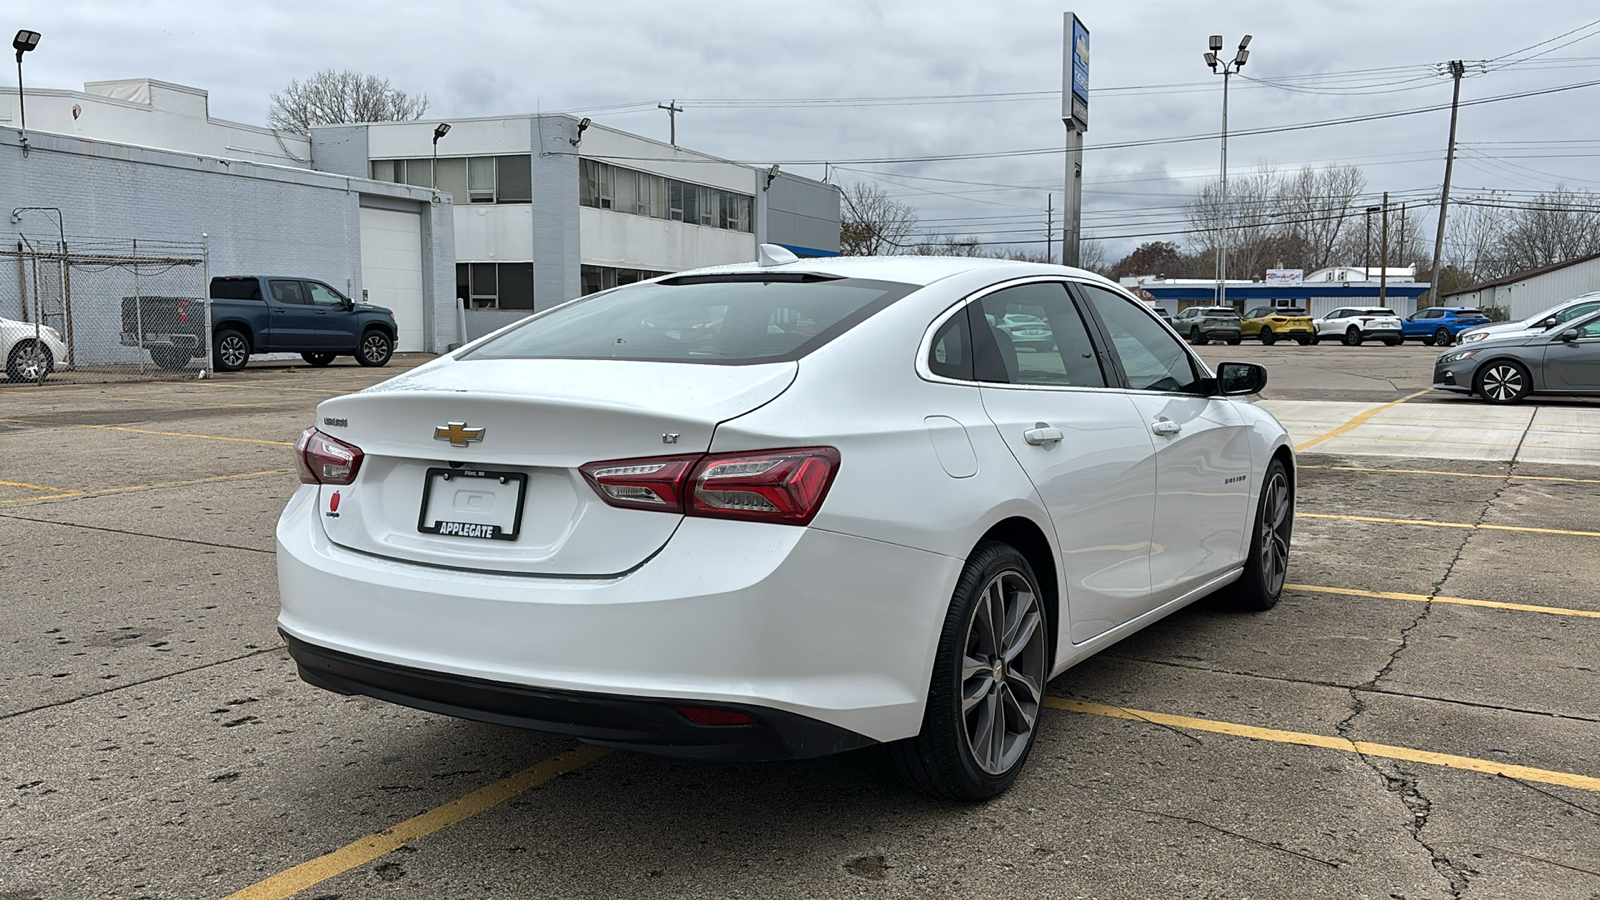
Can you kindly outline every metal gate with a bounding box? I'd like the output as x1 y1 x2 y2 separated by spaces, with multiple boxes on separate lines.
1 235 210 384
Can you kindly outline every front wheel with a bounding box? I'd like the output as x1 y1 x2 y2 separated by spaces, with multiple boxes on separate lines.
889 541 1049 801
213 330 250 372
356 330 393 367
1383 338 1403 347
1475 360 1531 404
1260 328 1277 346
1226 337 1241 345
1294 335 1313 346
1228 458 1293 611
302 352 337 367
6 339 53 383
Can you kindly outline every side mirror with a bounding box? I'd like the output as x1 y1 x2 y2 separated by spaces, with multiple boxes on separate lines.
1216 361 1267 396
1560 328 1580 342
1539 318 1557 329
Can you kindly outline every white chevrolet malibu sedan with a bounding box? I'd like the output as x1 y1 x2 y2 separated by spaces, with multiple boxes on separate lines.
277 250 1294 800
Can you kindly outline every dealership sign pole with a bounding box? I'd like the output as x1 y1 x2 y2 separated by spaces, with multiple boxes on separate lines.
1063 13 1088 268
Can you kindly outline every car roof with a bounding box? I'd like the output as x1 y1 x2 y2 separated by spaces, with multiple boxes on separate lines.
668 254 1120 289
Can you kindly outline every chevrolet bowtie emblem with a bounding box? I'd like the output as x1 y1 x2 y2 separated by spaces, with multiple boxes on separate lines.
434 422 486 447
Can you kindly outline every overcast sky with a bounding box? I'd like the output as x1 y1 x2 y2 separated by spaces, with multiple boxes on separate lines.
8 0 1600 261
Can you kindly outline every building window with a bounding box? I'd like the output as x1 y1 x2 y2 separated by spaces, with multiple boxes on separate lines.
456 262 535 309
581 265 672 296
578 159 753 234
373 156 532 204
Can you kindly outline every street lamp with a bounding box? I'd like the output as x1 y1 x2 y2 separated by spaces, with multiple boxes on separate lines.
13 29 40 157
431 122 450 190
1204 32 1251 309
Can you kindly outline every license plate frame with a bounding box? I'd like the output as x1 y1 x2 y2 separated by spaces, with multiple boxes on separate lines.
417 467 527 541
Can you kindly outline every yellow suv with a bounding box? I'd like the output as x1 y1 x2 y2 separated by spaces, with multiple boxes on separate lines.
1242 306 1316 345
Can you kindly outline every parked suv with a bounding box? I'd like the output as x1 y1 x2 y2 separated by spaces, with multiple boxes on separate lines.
1401 307 1490 347
1172 306 1243 344
1242 307 1315 345
121 276 399 372
1313 307 1403 346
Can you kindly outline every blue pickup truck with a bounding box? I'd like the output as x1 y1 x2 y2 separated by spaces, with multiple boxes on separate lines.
121 276 400 372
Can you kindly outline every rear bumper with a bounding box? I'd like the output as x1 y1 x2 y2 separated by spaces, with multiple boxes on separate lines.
275 486 962 750
282 631 875 760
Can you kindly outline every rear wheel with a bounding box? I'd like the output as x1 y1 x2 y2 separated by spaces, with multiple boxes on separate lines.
6 339 52 383
889 541 1049 801
1189 326 1207 345
1226 337 1241 345
1344 327 1363 347
1475 360 1531 404
1435 327 1453 347
150 347 193 372
302 352 337 367
356 330 393 367
1227 458 1293 611
1260 328 1277 346
213 329 250 372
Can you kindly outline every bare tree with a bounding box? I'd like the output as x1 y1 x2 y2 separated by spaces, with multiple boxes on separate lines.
840 183 918 256
1184 165 1281 281
912 234 984 257
1076 237 1108 274
1276 165 1365 272
1490 186 1600 274
1443 199 1508 283
268 69 430 135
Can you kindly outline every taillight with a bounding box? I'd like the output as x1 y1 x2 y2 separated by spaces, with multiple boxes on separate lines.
295 426 364 485
579 454 699 512
579 447 840 526
177 300 190 325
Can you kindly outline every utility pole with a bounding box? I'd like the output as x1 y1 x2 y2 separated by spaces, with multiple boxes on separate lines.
1063 13 1090 268
1429 60 1466 304
1046 195 1055 265
1205 33 1253 308
1379 191 1390 307
658 100 683 147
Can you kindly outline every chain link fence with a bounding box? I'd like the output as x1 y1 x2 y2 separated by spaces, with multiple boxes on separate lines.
2 236 210 385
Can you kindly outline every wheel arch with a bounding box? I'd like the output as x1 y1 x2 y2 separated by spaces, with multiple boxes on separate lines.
213 319 256 351
973 516 1060 667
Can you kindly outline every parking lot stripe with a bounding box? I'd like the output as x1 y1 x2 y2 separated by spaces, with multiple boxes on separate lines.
1286 583 1600 619
223 745 610 900
1045 698 1600 793
0 469 292 507
0 418 293 446
1292 389 1430 452
1301 512 1600 537
0 479 65 492
1301 465 1600 485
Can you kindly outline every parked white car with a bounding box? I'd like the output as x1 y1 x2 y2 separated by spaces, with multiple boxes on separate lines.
1457 292 1600 345
276 250 1295 800
1312 307 1403 346
2 315 69 383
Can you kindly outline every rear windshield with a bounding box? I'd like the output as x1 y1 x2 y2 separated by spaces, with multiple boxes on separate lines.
1457 309 1488 319
464 275 915 365
1203 308 1240 317
1358 309 1395 315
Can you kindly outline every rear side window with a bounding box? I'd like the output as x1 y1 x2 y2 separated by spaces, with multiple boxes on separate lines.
466 276 914 365
928 310 973 380
211 278 262 301
270 280 308 305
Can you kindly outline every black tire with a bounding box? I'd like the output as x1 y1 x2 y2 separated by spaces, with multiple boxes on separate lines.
1189 326 1205 345
888 541 1049 801
1309 335 1321 345
1226 337 1241 345
1435 327 1453 347
5 339 53 383
150 347 193 372
302 352 337 367
213 329 250 372
1344 327 1363 347
1423 333 1438 346
1475 360 1531 404
1227 457 1293 611
1259 328 1277 346
356 329 393 367
1294 335 1312 346
1383 338 1402 347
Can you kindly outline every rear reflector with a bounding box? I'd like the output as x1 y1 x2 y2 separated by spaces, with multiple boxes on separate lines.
673 705 759 726
580 447 840 526
295 426 364 485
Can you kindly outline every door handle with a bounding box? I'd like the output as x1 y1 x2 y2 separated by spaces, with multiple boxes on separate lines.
1151 419 1182 436
1023 423 1064 446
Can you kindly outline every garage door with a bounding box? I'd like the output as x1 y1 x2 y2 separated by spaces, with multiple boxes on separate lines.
359 207 426 352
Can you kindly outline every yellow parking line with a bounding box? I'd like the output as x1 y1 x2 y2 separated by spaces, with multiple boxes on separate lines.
1301 512 1600 537
0 469 292 507
1293 389 1431 452
0 479 65 492
1301 465 1600 485
1046 698 1600 793
0 418 293 446
224 746 609 900
1286 583 1600 619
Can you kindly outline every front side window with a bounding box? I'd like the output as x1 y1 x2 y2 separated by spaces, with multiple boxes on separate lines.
1557 301 1600 324
467 276 913 365
970 282 1106 388
1080 284 1203 393
306 282 346 307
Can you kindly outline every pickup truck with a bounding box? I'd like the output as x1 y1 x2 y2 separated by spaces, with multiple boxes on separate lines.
120 276 399 372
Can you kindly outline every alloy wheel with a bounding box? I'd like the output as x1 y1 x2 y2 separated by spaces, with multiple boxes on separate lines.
1259 471 1291 595
13 342 49 382
1480 364 1524 402
362 334 388 363
960 570 1047 776
219 335 248 369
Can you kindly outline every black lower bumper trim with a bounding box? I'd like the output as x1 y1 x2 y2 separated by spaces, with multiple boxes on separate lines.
281 632 878 761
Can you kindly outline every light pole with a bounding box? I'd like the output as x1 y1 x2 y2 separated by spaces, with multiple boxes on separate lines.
1205 33 1251 309
13 29 40 157
431 122 451 190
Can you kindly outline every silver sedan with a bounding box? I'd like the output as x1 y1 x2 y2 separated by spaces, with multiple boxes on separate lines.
1434 309 1600 403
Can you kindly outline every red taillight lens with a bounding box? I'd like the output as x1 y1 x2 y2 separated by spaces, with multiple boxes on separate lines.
294 426 364 485
579 447 840 525
177 299 190 325
579 454 699 512
673 705 759 726
689 447 840 525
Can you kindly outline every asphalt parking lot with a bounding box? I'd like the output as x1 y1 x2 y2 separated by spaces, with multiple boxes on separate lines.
3 346 1597 900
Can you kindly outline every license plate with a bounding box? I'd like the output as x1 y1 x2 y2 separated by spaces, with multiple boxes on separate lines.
417 468 526 541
